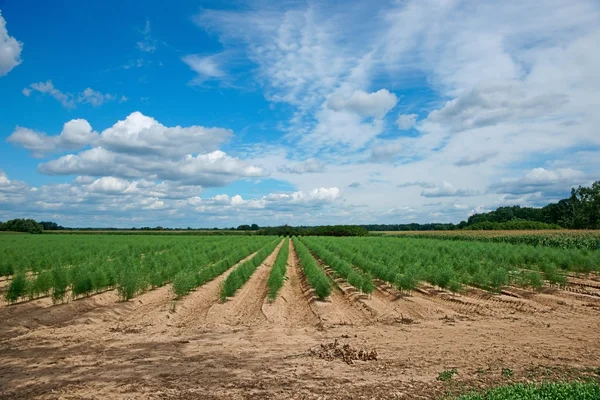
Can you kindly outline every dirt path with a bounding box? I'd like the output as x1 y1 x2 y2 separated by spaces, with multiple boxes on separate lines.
262 240 320 328
0 290 124 341
204 241 283 328
172 251 260 333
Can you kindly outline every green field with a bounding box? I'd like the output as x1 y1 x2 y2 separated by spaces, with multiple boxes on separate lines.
2 232 599 305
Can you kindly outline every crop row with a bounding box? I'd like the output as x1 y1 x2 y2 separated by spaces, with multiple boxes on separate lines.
299 236 375 294
220 238 282 300
292 237 331 299
267 238 290 301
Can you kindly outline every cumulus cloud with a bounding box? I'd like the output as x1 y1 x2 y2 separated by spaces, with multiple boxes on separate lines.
24 80 121 109
0 12 22 76
427 85 569 131
278 159 325 174
396 113 417 130
421 181 479 198
1 169 340 228
489 167 588 197
39 148 263 187
328 89 397 118
302 107 385 149
7 119 97 157
27 112 262 188
97 111 231 157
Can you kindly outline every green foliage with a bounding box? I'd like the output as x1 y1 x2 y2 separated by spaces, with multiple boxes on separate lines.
0 218 43 234
300 237 375 294
71 264 95 298
220 238 281 300
29 270 54 299
387 231 600 251
172 271 196 299
437 368 458 381
466 221 562 230
258 225 368 237
292 237 331 299
451 381 600 400
51 266 69 304
267 238 290 301
501 368 513 378
116 267 140 301
5 272 28 303
307 236 600 295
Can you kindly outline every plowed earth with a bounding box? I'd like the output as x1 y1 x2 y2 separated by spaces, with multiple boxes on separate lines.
1 241 599 399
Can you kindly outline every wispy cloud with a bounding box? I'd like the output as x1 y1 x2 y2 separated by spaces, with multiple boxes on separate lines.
137 18 156 53
23 80 122 109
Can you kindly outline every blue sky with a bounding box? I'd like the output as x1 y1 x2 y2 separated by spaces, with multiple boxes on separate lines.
1 0 599 228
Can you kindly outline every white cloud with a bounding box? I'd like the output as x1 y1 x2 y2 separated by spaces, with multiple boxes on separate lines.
29 80 76 109
278 159 325 174
396 113 417 130
29 112 263 188
78 88 114 107
328 89 397 118
489 167 588 196
369 143 403 162
25 80 121 109
97 111 232 157
137 19 156 52
0 168 341 228
7 119 97 157
0 12 22 76
182 54 227 84
397 181 435 189
454 151 498 167
421 181 479 198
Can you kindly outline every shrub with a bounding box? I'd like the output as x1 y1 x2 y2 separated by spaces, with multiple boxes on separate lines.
5 272 28 303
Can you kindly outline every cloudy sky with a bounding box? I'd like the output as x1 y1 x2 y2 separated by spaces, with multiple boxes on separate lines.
0 1 599 228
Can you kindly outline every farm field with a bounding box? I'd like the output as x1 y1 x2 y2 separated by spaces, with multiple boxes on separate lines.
1 234 600 399
375 229 600 250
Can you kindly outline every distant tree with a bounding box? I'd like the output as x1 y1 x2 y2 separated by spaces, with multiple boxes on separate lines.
251 224 260 230
39 221 64 230
2 219 43 234
237 224 252 231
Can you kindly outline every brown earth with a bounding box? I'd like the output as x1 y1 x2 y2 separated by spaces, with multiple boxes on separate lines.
1 244 599 399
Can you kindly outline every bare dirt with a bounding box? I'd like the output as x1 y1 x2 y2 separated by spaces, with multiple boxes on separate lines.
1 245 599 400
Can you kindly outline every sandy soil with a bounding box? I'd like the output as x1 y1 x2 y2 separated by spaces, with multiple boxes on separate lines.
1 245 599 399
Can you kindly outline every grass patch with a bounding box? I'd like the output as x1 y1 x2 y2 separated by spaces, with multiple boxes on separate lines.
437 368 458 382
450 381 600 399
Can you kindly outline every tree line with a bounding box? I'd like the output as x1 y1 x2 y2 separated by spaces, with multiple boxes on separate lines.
365 180 600 231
